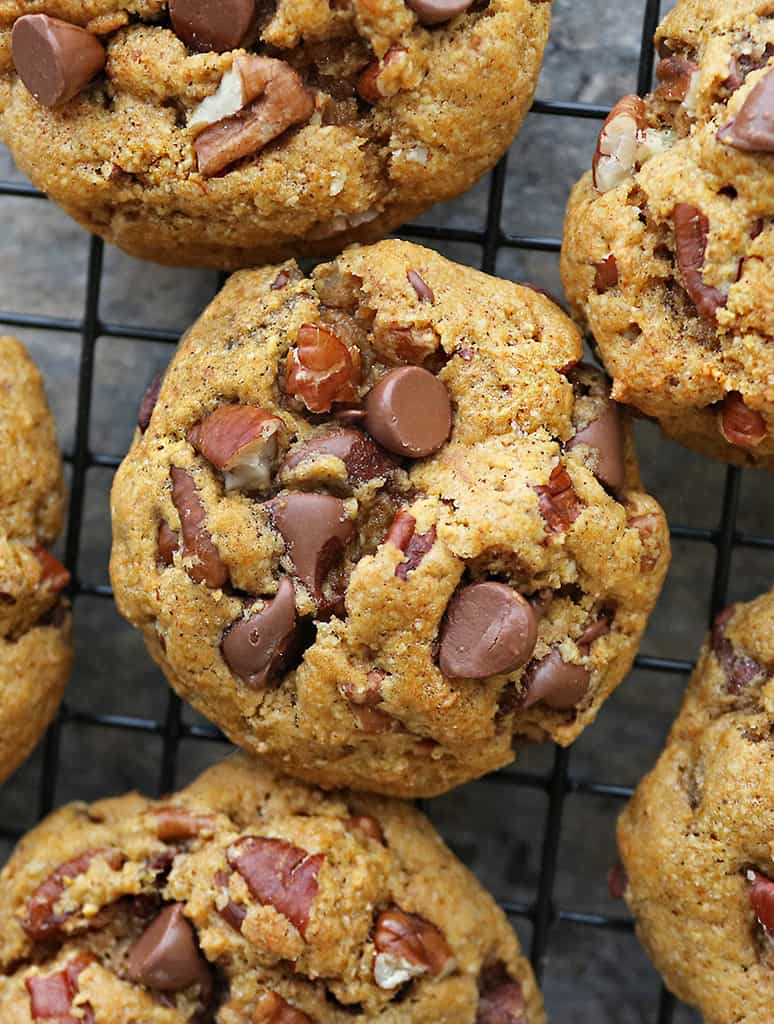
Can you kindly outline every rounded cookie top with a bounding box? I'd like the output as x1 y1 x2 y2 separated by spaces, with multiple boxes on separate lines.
0 337 71 785
561 0 774 469
110 240 669 798
0 1 551 268
0 753 545 1024
618 588 774 1023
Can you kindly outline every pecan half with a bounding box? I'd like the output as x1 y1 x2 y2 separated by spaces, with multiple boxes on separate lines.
24 849 124 941
592 95 646 192
26 954 94 1024
189 405 286 493
169 467 229 588
194 57 314 177
534 465 582 534
386 511 437 580
718 392 767 449
672 204 727 319
227 837 324 937
373 907 454 989
286 324 362 413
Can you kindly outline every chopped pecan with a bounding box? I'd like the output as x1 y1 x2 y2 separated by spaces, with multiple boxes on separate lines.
592 95 646 192
227 837 324 937
24 849 124 941
607 862 628 900
214 869 247 932
157 520 180 567
718 392 767 449
340 672 397 735
138 372 163 432
31 546 70 594
356 47 405 104
672 204 727 319
711 605 768 693
386 511 436 580
26 954 94 1024
347 815 385 844
407 270 435 304
189 405 286 492
169 467 229 588
749 870 774 935
254 991 313 1024
153 806 216 842
655 55 699 102
534 465 582 534
593 254 619 291
373 907 454 989
286 324 362 413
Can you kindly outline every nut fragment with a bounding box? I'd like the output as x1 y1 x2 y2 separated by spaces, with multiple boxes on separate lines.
655 55 699 102
718 392 767 449
534 465 582 534
127 904 211 994
341 672 397 734
31 546 70 594
356 47 405 104
672 204 727 320
407 270 435 303
214 869 247 932
157 521 180 567
170 467 229 588
718 68 774 152
194 57 314 178
749 870 774 935
138 372 163 432
476 981 527 1024
170 0 256 53
711 605 767 693
227 836 323 937
386 511 437 580
221 578 299 689
24 849 124 941
373 907 454 989
254 991 312 1024
153 806 215 842
11 14 106 108
189 405 286 493
592 95 646 192
286 324 362 414
26 954 94 1024
593 254 619 292
406 0 475 26
347 815 385 844
268 493 354 601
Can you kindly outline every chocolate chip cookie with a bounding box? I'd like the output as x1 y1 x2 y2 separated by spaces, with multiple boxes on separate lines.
110 240 670 797
0 1 551 269
561 0 774 469
618 587 774 1023
0 337 71 785
0 752 545 1023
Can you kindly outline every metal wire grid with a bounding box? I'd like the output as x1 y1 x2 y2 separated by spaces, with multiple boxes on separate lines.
1 0 773 1018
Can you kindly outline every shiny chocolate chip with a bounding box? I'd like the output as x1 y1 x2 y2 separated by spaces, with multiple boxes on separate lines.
567 402 626 492
267 493 354 600
12 14 106 108
522 650 590 710
127 904 211 994
365 366 452 458
169 0 256 53
406 0 475 26
281 428 396 485
221 578 298 689
718 68 774 153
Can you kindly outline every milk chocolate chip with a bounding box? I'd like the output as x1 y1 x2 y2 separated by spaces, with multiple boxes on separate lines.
365 366 452 458
268 493 354 600
406 0 475 26
567 402 626 492
127 904 211 993
522 650 590 710
439 582 538 680
718 68 774 152
281 428 395 485
12 14 106 108
169 0 257 53
221 578 298 689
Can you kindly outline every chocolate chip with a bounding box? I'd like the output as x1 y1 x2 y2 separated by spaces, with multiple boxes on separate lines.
439 582 538 680
711 605 767 693
170 467 229 589
718 68 774 152
157 521 180 567
281 428 396 485
406 0 475 26
607 862 628 900
407 270 435 303
138 372 163 432
476 981 527 1024
522 650 590 710
365 366 452 458
567 402 626 492
12 14 106 108
221 578 299 689
127 905 211 994
268 493 354 601
577 611 613 648
169 0 257 53
672 204 727 320
593 254 619 292
749 871 774 935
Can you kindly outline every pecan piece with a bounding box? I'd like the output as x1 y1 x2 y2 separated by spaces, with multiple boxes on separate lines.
373 907 454 989
189 405 286 493
280 427 395 486
286 324 362 413
672 204 727 320
157 520 180 567
227 837 324 937
254 991 313 1024
477 977 526 1023
356 47 406 104
169 467 229 589
24 849 124 941
31 546 70 594
718 392 767 449
749 870 774 935
608 862 628 900
26 954 94 1024
347 815 385 844
655 55 699 102
153 806 215 842
386 511 437 580
534 465 582 534
214 869 247 932
593 254 619 292
592 95 646 192
711 605 767 693
340 672 397 735
407 269 435 303
138 372 163 432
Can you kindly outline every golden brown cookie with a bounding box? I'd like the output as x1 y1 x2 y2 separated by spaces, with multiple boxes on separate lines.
561 0 774 469
0 336 71 785
0 0 551 269
110 240 670 797
618 587 774 1024
0 752 545 1023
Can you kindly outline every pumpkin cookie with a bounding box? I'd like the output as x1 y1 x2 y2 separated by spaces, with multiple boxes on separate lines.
110 240 669 798
0 337 71 785
0 752 545 1023
0 0 551 269
561 0 774 469
618 587 774 1023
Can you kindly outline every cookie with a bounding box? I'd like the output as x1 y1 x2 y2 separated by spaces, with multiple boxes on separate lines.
0 1 551 269
561 0 774 469
110 240 669 797
0 752 545 1024
0 337 71 785
618 588 774 1024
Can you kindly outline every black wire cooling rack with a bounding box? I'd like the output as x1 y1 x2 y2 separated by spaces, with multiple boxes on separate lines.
1 0 773 1019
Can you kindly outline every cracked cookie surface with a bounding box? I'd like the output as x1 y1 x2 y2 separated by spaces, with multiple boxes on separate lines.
0 337 71 785
618 587 774 1024
561 0 774 470
110 240 670 798
0 0 551 269
0 752 545 1024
